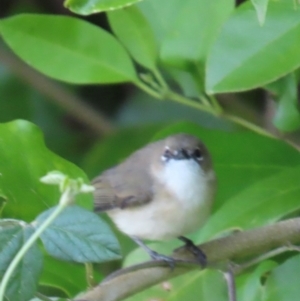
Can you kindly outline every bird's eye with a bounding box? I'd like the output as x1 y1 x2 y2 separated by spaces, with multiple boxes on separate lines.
164 148 172 158
193 148 203 160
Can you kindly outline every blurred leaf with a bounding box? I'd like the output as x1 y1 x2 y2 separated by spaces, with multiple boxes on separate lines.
65 0 143 15
0 14 137 84
200 165 300 240
0 65 86 164
237 260 277 301
264 254 300 301
39 253 102 297
82 125 162 178
266 73 300 132
124 269 227 301
0 120 92 222
0 220 43 301
206 1 300 93
35 206 121 263
251 0 269 25
107 5 157 71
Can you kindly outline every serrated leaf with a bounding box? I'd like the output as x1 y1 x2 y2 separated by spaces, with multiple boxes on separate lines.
35 206 121 263
0 120 92 222
107 5 157 70
0 14 137 84
0 220 43 301
65 0 143 15
206 1 300 93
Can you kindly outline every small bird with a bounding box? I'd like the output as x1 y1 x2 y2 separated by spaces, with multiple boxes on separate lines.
92 133 216 266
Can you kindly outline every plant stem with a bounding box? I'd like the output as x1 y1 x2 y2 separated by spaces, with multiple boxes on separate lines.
135 80 163 99
85 263 95 288
0 188 72 301
152 68 169 91
167 90 217 114
224 114 275 138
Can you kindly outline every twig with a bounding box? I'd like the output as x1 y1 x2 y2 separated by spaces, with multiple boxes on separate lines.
77 217 300 301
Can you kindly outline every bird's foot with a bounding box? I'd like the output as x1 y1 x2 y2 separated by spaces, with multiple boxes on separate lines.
178 236 207 267
148 250 176 270
130 235 176 270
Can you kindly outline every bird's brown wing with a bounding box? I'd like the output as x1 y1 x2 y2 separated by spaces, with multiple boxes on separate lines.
92 163 153 212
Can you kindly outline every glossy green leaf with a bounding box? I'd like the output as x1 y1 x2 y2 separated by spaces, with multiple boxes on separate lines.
0 120 92 222
266 73 300 132
251 0 269 25
124 269 227 301
0 14 137 84
65 0 143 15
107 5 157 70
0 220 43 301
159 0 234 70
206 1 300 93
35 206 121 263
264 254 300 301
200 165 300 240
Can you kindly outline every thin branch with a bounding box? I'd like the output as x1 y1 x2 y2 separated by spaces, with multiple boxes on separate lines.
0 44 115 136
77 218 300 301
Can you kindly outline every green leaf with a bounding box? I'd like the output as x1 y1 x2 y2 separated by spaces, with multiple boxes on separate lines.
35 206 121 263
65 0 143 15
200 165 300 240
251 0 269 25
0 120 92 222
266 73 300 132
206 1 300 93
159 0 234 69
237 261 277 301
0 14 137 84
0 220 43 301
264 254 300 301
107 5 158 70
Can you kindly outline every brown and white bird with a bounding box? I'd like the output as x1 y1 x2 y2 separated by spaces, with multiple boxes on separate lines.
93 133 216 265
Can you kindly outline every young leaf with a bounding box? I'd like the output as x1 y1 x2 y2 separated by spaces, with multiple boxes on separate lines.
65 0 143 15
206 1 300 93
0 120 92 222
0 220 43 301
107 5 158 71
266 73 300 132
0 14 137 84
35 206 121 263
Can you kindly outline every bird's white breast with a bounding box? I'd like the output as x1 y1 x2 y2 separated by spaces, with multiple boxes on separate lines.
108 159 215 240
